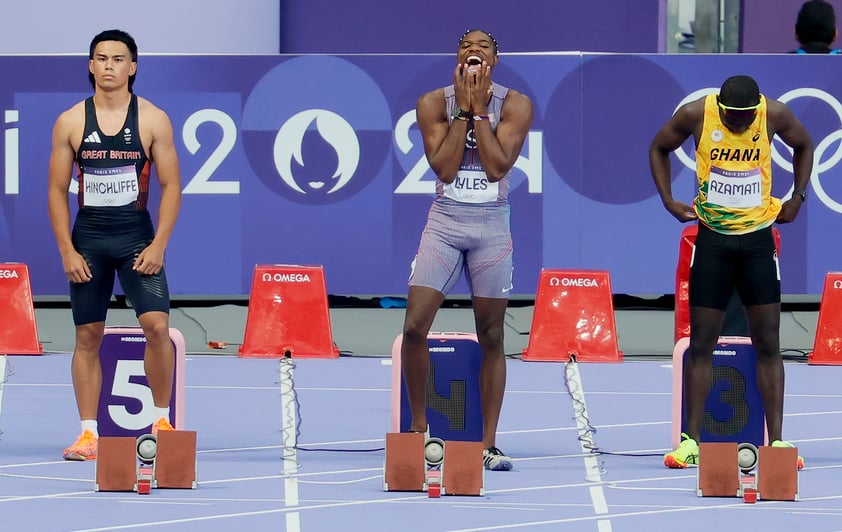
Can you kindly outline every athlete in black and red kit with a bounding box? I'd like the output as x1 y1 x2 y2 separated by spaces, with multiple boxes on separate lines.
47 29 182 460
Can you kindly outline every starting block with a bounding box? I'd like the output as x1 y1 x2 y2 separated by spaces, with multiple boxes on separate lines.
383 433 484 496
95 437 137 492
809 272 842 365
155 430 198 489
697 442 740 497
757 445 799 501
239 264 339 358
383 432 426 492
441 440 484 496
95 431 198 493
0 263 42 355
522 269 622 362
697 442 798 501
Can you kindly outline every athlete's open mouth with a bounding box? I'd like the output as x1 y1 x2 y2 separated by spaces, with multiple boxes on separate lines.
466 55 483 74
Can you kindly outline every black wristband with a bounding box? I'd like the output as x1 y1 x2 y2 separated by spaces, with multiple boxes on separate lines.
451 107 471 120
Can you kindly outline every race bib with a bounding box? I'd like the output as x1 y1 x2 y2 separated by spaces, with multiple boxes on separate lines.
707 166 762 208
442 169 499 203
82 165 139 207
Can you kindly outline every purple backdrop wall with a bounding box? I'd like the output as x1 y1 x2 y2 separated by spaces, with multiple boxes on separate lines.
1 53 841 297
742 0 842 53
279 0 663 53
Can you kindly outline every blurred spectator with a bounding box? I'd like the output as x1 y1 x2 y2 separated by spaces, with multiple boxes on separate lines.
794 0 841 53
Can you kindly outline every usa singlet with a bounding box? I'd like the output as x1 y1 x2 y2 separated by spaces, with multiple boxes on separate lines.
76 94 150 210
408 84 515 298
441 83 510 204
695 94 780 234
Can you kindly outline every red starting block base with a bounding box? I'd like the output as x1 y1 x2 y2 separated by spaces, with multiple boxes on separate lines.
757 446 799 501
697 442 740 497
441 441 484 496
154 430 198 489
384 433 484 496
95 437 137 492
95 432 198 493
697 442 798 501
383 432 426 492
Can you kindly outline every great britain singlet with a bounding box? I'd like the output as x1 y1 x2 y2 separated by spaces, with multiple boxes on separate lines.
76 95 151 211
694 93 780 235
441 84 510 204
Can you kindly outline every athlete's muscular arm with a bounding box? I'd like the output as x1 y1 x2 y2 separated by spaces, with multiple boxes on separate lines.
649 99 703 223
470 65 533 182
47 104 92 283
768 100 814 224
133 101 182 275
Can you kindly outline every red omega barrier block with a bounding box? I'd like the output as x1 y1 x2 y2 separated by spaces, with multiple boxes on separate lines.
239 265 339 358
522 269 622 362
0 263 42 355
809 272 842 365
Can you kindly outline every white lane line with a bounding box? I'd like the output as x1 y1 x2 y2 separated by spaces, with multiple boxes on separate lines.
589 486 609 514
565 359 612 532
279 358 300 532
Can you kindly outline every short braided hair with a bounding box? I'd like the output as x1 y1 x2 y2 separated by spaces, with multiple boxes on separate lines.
459 29 499 55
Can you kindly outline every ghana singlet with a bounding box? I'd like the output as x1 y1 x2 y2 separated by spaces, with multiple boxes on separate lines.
695 93 780 235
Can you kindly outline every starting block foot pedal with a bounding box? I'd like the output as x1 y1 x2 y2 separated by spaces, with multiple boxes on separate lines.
383 432 426 491
95 437 137 492
757 446 799 501
697 442 740 497
154 430 197 489
442 441 484 496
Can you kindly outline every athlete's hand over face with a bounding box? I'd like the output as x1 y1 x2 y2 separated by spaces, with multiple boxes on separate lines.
453 61 493 115
468 61 493 114
663 199 698 223
776 197 803 224
453 64 473 115
62 250 92 283
133 242 165 275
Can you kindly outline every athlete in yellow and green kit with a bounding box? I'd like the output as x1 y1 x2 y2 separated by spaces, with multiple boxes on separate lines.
649 75 813 469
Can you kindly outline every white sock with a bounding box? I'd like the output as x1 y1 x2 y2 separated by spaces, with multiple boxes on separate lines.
81 419 98 437
154 406 171 422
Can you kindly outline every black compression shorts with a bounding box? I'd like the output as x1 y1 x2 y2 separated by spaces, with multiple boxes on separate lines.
689 223 780 310
69 207 170 326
